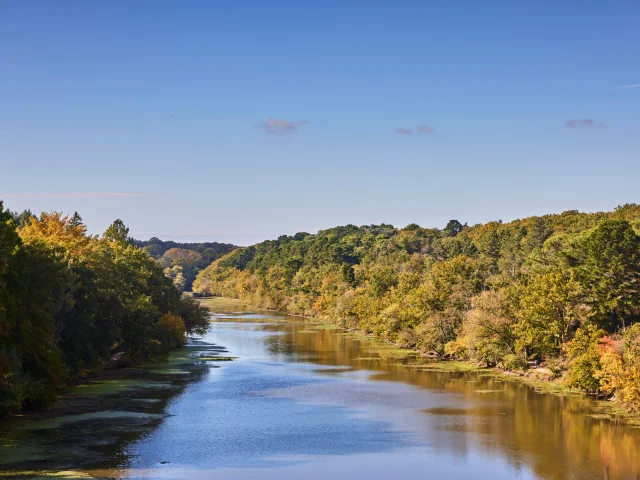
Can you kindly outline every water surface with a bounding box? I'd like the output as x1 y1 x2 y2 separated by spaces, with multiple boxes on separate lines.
2 297 639 479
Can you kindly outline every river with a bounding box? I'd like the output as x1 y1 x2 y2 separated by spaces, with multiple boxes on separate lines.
1 297 639 479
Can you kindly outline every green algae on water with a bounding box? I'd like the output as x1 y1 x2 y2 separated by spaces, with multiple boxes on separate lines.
0 469 95 479
27 411 166 431
197 356 237 361
69 379 174 397
366 347 417 359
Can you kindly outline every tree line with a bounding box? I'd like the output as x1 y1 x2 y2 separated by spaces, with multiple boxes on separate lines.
193 205 640 412
0 203 210 416
136 238 236 291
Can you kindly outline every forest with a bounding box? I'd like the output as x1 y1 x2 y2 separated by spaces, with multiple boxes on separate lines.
193 205 640 412
0 202 210 416
136 238 236 291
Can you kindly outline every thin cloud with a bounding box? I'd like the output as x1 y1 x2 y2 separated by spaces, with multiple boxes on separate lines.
566 119 604 128
616 84 640 89
416 124 435 134
258 118 308 134
0 192 150 199
395 127 413 135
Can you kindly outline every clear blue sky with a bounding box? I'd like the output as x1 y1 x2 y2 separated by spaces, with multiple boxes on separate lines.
1 1 639 245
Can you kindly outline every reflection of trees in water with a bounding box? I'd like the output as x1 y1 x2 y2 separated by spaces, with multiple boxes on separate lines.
267 323 640 480
10 317 638 479
418 383 640 479
396 368 640 479
2 365 211 473
264 325 367 365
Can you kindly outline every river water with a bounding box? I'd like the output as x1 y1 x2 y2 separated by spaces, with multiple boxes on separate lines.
1 297 639 479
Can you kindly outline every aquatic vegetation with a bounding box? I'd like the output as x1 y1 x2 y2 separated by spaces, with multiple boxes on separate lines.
0 470 93 479
411 361 483 373
69 379 175 397
424 407 512 416
361 345 418 360
339 332 374 341
197 356 237 361
26 411 166 431
306 321 340 330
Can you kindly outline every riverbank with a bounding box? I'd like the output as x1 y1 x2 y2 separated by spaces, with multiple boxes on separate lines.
204 295 640 428
0 343 231 428
5 298 639 479
1 345 197 422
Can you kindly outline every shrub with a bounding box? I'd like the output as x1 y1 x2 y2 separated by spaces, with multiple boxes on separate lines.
444 337 468 359
502 353 527 371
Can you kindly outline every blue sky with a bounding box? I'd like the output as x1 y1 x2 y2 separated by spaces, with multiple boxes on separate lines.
1 1 639 245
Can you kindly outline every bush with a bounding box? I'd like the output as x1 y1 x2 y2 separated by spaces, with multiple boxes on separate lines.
444 338 467 359
501 353 527 371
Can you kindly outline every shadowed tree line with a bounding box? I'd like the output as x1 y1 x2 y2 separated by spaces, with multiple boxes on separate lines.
0 202 210 416
193 205 640 412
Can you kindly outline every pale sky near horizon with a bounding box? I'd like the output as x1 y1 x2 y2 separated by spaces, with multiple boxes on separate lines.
1 1 639 245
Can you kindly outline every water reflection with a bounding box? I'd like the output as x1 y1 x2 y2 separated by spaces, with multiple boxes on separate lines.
264 318 640 480
1 297 639 479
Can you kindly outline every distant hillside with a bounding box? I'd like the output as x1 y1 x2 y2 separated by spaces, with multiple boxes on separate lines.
136 237 236 291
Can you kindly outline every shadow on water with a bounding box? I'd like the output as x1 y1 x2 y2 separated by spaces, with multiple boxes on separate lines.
0 342 223 478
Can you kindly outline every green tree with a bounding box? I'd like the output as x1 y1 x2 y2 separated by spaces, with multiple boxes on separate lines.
579 220 640 330
103 219 133 245
443 219 464 237
69 211 83 229
513 269 586 358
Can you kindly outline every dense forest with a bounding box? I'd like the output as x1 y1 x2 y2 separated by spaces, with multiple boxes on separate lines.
193 205 640 412
136 238 236 291
0 202 210 416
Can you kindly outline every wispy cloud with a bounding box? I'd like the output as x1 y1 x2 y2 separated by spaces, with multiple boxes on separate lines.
566 119 605 128
616 84 640 89
258 118 309 134
416 124 435 134
0 192 150 199
395 127 413 135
